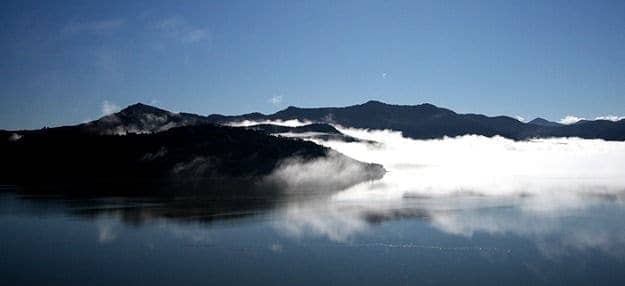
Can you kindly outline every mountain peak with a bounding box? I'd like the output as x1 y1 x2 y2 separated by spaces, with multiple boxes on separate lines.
362 100 387 106
122 102 159 110
528 117 562 127
82 103 213 135
119 103 170 115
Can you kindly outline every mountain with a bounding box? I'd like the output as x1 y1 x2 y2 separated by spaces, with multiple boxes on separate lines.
210 100 533 139
79 103 214 135
1 121 384 196
208 100 625 141
528 118 563 127
31 101 622 142
73 103 368 142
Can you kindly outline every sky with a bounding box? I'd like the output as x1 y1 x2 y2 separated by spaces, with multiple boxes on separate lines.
1 0 624 130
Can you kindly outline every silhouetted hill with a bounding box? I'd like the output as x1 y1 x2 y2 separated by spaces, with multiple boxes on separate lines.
0 124 384 196
209 100 625 141
79 103 214 135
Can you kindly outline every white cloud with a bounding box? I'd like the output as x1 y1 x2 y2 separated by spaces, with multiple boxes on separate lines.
181 29 207 44
595 115 625 122
315 127 625 199
558 115 585 125
269 95 283 107
226 119 312 127
514 115 526 123
154 16 208 44
381 72 387 79
62 19 125 35
101 100 120 116
227 120 625 199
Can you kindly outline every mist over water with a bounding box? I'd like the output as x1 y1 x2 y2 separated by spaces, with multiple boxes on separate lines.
228 121 625 248
231 119 625 199
316 127 625 199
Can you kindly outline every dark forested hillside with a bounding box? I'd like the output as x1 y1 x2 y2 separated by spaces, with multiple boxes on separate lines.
0 124 384 196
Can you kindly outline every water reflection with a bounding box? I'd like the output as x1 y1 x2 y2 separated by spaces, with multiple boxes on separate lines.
428 194 625 259
4 189 625 259
273 192 625 258
4 190 625 285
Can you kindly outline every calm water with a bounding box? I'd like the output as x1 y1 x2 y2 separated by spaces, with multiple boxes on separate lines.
2 190 625 285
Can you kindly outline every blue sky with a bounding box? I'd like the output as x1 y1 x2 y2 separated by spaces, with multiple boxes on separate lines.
1 0 624 129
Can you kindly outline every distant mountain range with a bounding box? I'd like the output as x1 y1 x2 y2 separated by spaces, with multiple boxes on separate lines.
207 100 625 141
59 100 622 141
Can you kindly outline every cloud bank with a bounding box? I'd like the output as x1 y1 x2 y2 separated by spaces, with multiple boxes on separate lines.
317 127 625 199
232 120 625 199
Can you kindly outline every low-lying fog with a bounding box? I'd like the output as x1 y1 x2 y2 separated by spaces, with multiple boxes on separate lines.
234 119 625 198
232 121 625 254
320 127 625 199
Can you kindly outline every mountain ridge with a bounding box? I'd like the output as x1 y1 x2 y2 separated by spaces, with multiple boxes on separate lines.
5 100 624 141
206 101 625 141
528 117 563 127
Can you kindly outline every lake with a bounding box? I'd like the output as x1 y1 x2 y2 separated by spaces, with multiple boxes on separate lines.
2 189 625 286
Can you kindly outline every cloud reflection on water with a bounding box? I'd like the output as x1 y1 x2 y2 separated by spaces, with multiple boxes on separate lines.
270 125 625 257
271 193 625 258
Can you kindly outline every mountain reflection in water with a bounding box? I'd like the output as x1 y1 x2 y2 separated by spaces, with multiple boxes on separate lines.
3 189 625 285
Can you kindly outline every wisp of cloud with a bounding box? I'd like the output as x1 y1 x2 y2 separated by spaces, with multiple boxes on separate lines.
226 119 312 128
